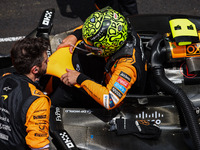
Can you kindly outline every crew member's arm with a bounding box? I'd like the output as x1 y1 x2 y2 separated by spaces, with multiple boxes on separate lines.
63 54 137 110
25 97 51 150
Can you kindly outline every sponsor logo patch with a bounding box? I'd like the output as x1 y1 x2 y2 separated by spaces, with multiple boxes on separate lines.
0 123 11 131
111 87 122 99
1 95 8 101
35 121 46 125
119 71 131 82
0 133 9 141
90 17 95 23
109 91 119 104
33 115 46 119
114 13 118 19
114 82 126 94
103 94 109 109
34 90 42 95
35 133 47 137
39 126 45 130
34 109 47 113
3 86 12 92
109 98 115 108
117 77 129 88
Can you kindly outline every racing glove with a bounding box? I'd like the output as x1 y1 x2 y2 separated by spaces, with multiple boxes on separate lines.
109 118 161 139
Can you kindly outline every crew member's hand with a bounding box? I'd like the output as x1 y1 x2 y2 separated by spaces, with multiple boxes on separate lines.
61 68 80 87
57 34 78 53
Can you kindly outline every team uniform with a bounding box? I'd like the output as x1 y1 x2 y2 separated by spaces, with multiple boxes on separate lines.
74 28 146 110
0 73 51 150
50 7 146 110
49 7 161 146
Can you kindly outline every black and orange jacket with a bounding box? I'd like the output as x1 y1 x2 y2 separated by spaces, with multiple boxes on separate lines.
0 73 51 150
75 28 146 110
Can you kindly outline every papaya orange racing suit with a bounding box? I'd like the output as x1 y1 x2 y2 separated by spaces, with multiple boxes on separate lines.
0 73 51 150
73 28 146 110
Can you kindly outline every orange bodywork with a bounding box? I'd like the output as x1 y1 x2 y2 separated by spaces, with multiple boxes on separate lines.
169 42 200 58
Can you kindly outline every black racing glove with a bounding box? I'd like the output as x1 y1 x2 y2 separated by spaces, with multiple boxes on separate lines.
109 118 161 139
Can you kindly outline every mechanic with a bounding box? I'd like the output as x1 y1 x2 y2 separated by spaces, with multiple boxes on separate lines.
0 38 51 150
52 6 147 110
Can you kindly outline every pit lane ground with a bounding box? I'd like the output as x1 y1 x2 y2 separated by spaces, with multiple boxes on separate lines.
0 0 200 54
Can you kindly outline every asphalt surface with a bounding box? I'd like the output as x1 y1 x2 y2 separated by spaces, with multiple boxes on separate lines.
1 0 200 54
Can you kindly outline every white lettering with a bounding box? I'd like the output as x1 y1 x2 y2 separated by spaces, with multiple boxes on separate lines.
55 107 61 122
0 107 10 115
0 116 9 122
0 36 25 43
42 11 52 26
0 133 9 141
60 132 75 148
65 109 92 114
0 123 11 131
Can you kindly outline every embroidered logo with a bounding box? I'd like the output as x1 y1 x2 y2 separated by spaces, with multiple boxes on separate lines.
117 77 129 88
109 98 115 108
114 82 126 94
119 71 131 82
109 91 119 104
3 86 12 92
111 87 122 99
1 95 8 101
103 94 109 109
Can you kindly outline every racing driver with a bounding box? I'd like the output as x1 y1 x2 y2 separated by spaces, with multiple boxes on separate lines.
54 6 147 110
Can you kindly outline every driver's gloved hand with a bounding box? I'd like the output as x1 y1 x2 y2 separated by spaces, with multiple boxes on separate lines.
109 118 161 139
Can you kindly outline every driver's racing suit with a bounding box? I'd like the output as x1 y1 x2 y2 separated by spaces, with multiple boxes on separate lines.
49 26 146 110
73 28 146 110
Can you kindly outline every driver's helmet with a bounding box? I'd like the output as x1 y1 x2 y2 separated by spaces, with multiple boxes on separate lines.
82 6 128 57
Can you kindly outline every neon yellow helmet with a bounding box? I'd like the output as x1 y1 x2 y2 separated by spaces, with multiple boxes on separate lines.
82 6 128 57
